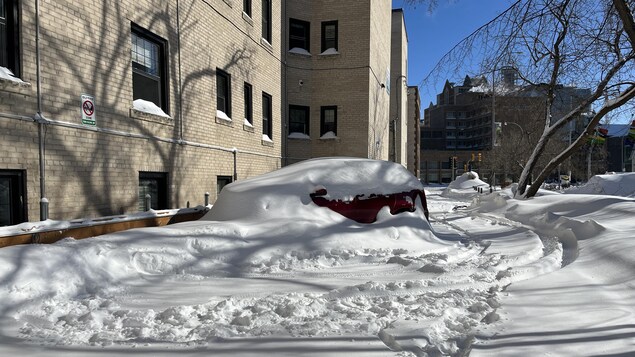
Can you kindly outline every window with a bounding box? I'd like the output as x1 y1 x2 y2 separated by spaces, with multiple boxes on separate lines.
262 92 272 139
217 176 233 195
138 172 168 211
261 0 272 44
289 105 309 135
243 0 251 17
216 69 231 117
289 18 310 51
0 170 26 226
244 82 253 124
321 21 338 52
131 24 168 111
0 0 19 76
320 106 337 136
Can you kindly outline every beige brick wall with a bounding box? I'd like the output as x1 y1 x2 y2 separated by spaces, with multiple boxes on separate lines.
285 0 393 161
390 9 408 167
0 0 282 221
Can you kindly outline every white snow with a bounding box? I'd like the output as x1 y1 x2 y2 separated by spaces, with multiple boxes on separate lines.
243 118 253 127
289 47 311 56
216 110 232 122
261 134 272 142
320 131 337 139
0 158 634 356
132 99 170 118
319 48 339 56
0 66 28 85
288 132 310 139
564 172 635 197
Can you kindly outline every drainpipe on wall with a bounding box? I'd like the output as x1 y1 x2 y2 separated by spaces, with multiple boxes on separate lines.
35 0 48 221
282 0 288 167
176 0 184 142
232 148 237 181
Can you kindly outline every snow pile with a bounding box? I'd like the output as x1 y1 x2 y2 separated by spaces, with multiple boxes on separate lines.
447 171 487 189
1 164 634 356
441 171 488 198
206 157 425 222
132 99 170 118
0 66 27 85
565 172 635 197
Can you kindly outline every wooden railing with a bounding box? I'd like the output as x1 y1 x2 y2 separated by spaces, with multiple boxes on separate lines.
0 207 209 249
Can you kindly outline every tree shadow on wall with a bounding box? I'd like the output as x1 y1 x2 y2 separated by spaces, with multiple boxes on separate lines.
38 1 255 218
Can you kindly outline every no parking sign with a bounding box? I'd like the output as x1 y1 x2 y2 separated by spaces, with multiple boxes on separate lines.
81 94 96 126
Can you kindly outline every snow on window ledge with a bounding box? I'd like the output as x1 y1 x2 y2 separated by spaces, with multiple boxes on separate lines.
261 134 274 147
260 38 273 52
319 131 338 140
215 110 234 127
243 119 255 132
288 132 310 140
242 12 253 25
319 48 339 56
0 66 31 93
216 110 232 122
289 47 311 57
130 99 172 124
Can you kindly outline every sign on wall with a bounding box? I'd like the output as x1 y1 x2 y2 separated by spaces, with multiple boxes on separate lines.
81 94 96 126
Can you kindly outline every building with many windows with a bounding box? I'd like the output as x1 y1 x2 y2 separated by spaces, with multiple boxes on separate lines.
420 71 593 184
284 3 407 164
0 0 409 226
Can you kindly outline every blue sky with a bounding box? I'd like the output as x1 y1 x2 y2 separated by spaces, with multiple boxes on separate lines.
392 0 514 107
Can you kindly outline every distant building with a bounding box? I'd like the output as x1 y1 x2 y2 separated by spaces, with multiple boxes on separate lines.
420 72 592 184
600 123 634 172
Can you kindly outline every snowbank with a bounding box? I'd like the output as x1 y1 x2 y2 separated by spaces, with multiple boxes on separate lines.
565 172 635 197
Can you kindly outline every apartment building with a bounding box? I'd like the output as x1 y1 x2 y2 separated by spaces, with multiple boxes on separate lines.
421 72 591 184
284 1 406 163
1 0 410 226
0 0 283 224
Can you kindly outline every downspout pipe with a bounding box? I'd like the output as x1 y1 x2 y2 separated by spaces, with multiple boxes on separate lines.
176 0 184 142
35 0 48 220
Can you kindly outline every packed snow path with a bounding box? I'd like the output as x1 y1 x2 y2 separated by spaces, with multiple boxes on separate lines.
0 188 568 357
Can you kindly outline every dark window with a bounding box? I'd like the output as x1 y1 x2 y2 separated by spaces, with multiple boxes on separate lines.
262 92 272 139
131 24 168 111
0 0 19 76
138 172 168 211
320 106 337 136
0 170 26 226
289 105 309 135
217 176 233 195
244 82 253 124
216 69 231 117
289 18 310 51
243 0 252 17
262 0 272 43
321 21 338 52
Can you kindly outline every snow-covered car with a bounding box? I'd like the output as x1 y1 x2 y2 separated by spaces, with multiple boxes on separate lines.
206 157 430 225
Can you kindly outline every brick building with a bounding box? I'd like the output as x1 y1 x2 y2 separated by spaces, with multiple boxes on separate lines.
420 71 591 184
0 0 409 226
284 4 408 165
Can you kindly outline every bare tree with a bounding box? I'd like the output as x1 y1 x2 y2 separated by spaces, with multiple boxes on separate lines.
412 0 635 198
